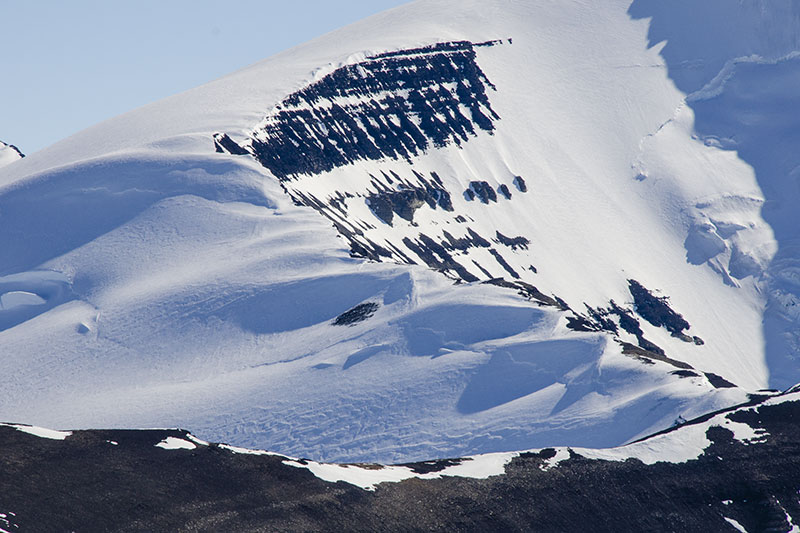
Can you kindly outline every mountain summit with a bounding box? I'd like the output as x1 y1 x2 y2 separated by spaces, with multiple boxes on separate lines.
1 0 799 465
0 140 23 168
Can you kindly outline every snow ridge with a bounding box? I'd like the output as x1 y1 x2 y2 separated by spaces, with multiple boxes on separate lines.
0 141 24 169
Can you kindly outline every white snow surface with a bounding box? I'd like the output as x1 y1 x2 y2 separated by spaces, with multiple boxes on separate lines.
724 517 749 533
155 437 197 450
283 451 519 491
2 423 72 440
0 0 797 463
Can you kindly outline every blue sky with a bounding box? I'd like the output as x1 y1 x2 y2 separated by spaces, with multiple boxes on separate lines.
0 0 411 154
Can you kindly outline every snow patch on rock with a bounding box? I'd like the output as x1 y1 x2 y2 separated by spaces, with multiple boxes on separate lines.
3 423 72 440
155 437 197 450
283 450 519 491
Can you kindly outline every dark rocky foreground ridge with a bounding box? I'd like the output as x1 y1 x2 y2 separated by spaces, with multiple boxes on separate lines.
2 390 800 532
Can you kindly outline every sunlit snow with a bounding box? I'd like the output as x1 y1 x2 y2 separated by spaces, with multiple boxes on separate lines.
0 0 796 464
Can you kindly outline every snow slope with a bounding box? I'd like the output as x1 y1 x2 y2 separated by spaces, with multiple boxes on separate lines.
629 0 800 390
0 0 797 463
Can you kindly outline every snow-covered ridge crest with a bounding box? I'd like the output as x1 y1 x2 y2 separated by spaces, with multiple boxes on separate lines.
0 141 24 169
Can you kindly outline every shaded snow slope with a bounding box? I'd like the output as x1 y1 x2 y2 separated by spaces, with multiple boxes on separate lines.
0 0 796 462
630 0 800 389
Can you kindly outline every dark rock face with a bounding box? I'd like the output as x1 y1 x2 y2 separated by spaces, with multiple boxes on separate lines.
488 248 519 278
366 184 453 225
468 181 498 203
705 372 738 389
213 133 249 155
628 278 691 336
332 302 379 326
2 394 799 532
495 231 529 250
0 140 25 159
620 341 693 369
249 40 502 181
483 278 564 308
442 228 491 251
560 279 711 374
402 234 481 282
217 39 538 287
672 369 701 378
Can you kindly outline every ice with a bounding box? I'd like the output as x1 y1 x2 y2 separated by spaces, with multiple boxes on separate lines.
185 433 209 446
217 444 278 456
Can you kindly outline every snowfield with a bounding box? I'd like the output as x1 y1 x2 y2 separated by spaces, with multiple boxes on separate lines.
0 0 798 463
4 390 800 531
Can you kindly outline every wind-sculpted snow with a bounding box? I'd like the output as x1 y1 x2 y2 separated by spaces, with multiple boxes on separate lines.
2 150 711 462
0 271 73 332
0 156 272 277
2 391 799 531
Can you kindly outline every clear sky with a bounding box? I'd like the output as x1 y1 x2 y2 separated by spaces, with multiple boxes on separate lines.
0 0 411 155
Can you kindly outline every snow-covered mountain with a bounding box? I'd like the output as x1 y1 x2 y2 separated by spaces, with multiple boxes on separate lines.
0 140 23 168
2 388 799 531
1 0 799 464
